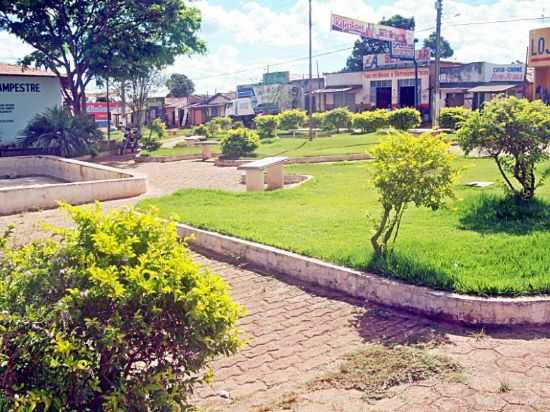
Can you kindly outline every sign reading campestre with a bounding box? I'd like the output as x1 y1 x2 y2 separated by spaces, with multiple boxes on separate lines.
330 14 414 59
529 27 550 67
0 72 62 146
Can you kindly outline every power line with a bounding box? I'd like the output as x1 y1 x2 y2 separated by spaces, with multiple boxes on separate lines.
193 15 549 82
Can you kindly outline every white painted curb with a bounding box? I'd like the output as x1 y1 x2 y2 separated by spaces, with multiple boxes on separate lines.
176 223 550 326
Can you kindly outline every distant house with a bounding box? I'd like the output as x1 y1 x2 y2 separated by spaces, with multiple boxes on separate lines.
187 93 235 126
165 95 200 128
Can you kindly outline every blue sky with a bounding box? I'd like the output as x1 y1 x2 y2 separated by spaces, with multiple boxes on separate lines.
1 0 548 94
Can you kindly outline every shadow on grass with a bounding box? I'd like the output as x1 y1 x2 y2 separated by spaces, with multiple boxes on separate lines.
459 194 550 235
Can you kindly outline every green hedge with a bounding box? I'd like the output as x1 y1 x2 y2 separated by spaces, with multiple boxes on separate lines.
220 127 260 159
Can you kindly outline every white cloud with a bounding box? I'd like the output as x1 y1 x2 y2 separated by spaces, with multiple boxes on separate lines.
0 32 34 63
1 0 548 93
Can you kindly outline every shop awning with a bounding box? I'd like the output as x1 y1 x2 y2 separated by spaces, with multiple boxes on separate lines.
313 86 362 94
467 84 517 93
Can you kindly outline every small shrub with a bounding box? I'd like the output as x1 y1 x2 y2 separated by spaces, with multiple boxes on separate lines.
207 116 233 135
323 107 352 133
310 112 325 129
370 132 458 256
352 110 389 134
220 128 260 159
0 205 242 411
439 107 472 130
387 108 421 130
19 106 103 157
193 124 209 138
232 120 245 129
278 109 307 130
254 115 279 139
142 118 167 151
457 97 550 201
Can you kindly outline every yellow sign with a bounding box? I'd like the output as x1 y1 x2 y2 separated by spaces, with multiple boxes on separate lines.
529 27 550 67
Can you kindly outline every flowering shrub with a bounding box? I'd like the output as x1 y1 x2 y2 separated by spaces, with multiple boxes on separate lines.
0 205 243 411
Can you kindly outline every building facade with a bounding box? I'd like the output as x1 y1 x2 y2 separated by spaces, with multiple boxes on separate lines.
0 64 64 146
529 27 550 104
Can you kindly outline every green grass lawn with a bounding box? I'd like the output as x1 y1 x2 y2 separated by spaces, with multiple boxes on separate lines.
143 132 383 158
138 157 550 297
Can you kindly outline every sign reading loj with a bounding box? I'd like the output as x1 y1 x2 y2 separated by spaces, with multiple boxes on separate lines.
529 27 550 68
0 82 41 93
0 75 62 146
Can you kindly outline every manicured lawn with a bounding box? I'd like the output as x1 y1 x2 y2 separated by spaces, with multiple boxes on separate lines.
141 145 216 157
139 156 550 297
142 132 384 158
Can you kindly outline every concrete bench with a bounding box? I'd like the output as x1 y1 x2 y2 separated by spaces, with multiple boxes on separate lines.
291 128 320 138
238 156 288 192
200 141 218 161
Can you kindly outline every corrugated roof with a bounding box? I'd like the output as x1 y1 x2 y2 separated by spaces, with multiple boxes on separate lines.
0 63 59 77
313 85 362 94
468 84 517 93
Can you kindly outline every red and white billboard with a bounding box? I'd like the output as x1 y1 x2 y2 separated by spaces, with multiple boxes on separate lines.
86 101 121 121
331 14 415 58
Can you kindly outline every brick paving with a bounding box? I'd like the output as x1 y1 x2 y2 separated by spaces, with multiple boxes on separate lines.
2 157 550 411
193 253 550 412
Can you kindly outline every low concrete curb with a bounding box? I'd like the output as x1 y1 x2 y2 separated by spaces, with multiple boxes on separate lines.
214 153 372 167
135 154 205 163
176 223 550 326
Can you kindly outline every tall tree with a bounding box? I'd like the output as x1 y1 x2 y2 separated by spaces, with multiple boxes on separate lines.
123 68 164 127
0 0 205 114
344 15 415 72
423 32 454 58
166 73 195 97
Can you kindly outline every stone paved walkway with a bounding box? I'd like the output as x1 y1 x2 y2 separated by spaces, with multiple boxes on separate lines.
3 157 550 411
193 253 550 412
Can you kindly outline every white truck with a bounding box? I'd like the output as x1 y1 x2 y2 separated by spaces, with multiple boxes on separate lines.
224 97 255 127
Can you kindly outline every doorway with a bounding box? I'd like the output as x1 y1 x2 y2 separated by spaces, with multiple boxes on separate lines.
376 87 392 109
399 86 416 107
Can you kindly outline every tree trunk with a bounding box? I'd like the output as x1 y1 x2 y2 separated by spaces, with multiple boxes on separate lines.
371 207 390 257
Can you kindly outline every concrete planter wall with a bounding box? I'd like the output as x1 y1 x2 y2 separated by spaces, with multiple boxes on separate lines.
135 153 203 163
0 156 147 215
214 153 372 167
176 223 550 326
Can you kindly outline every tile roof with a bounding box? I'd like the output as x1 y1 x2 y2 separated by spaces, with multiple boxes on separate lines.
0 63 59 77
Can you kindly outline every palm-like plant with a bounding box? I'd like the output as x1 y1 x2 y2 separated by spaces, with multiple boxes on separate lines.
18 106 103 157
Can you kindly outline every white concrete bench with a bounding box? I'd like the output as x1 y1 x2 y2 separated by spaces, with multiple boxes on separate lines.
184 136 202 145
200 141 218 161
238 156 288 192
291 128 320 137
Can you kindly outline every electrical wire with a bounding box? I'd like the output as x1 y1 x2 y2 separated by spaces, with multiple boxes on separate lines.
193 15 549 81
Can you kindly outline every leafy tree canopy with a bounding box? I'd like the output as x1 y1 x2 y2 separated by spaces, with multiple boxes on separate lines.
423 32 454 58
166 73 195 97
0 0 206 113
344 15 415 72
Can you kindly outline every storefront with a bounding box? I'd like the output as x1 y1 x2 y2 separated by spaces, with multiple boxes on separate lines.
529 27 550 104
0 64 63 146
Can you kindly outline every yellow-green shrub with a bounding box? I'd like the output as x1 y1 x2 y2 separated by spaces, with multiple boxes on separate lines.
0 205 243 411
220 127 260 159
439 107 472 130
387 108 421 130
278 109 307 130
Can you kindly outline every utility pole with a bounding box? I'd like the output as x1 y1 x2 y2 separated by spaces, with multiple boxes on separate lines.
308 0 313 140
433 0 443 129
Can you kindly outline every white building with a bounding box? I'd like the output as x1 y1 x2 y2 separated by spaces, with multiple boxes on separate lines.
0 64 63 146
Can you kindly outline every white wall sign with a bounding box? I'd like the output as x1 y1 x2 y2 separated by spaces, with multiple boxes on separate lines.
0 75 62 146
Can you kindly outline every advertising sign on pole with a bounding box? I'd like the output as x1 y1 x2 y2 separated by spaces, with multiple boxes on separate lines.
330 14 414 53
363 48 431 70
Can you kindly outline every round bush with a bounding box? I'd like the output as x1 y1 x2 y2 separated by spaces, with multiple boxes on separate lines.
323 107 352 132
439 107 472 130
0 205 242 411
352 110 388 134
278 109 307 130
193 123 209 138
220 128 260 159
387 108 421 130
254 115 279 139
310 112 325 129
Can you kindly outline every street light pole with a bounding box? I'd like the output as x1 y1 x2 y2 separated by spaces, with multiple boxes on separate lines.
308 0 313 140
413 39 419 110
433 0 443 129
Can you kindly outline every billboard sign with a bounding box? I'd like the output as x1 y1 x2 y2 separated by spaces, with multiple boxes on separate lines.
86 101 121 124
363 48 430 70
263 71 290 85
529 27 550 68
486 64 525 82
331 14 414 58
